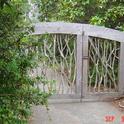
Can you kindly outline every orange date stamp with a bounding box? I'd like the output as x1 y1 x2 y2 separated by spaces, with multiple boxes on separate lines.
105 115 124 123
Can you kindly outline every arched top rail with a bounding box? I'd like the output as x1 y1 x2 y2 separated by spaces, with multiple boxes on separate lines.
32 22 124 42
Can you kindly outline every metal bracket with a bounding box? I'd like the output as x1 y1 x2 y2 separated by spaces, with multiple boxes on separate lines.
82 56 88 59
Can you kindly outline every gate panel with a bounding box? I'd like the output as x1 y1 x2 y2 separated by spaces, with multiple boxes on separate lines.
30 34 79 96
31 22 124 101
88 37 120 94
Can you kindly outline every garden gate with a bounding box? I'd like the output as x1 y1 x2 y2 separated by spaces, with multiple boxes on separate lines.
31 22 124 101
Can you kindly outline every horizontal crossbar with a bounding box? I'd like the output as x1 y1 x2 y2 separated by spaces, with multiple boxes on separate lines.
32 22 124 42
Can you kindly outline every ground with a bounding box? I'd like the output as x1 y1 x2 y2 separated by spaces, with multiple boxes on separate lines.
29 100 124 124
113 97 124 112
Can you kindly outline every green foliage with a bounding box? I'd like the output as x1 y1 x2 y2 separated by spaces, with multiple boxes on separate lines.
90 0 124 30
37 0 98 23
37 0 124 30
0 1 52 123
0 0 11 8
57 0 85 22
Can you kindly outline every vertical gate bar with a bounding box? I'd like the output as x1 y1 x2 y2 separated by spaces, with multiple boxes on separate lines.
82 35 89 97
119 42 124 94
76 34 83 96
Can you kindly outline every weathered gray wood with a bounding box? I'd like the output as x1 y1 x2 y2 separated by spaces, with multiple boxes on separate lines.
49 92 121 103
119 42 124 94
82 35 89 97
31 21 124 101
83 24 124 42
85 92 121 101
32 22 124 42
33 22 83 35
50 94 80 99
76 34 83 95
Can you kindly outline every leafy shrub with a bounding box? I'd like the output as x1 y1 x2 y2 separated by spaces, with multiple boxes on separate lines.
0 1 52 123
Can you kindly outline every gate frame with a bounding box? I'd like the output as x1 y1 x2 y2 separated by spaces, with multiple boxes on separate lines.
32 22 124 101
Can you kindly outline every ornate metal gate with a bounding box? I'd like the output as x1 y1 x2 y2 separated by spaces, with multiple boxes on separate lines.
31 22 124 101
